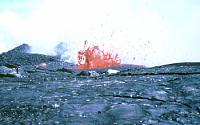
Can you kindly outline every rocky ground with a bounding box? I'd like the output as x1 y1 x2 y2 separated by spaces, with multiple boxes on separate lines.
0 44 200 124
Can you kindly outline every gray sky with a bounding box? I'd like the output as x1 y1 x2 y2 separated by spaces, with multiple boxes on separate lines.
0 0 199 66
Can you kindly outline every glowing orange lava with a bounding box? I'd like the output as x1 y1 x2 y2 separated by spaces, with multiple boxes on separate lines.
78 40 121 69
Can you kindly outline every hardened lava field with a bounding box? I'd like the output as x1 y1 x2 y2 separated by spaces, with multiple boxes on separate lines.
0 44 200 124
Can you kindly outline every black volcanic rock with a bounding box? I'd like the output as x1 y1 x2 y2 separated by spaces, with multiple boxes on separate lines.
56 67 74 73
0 62 200 124
0 44 60 66
6 43 31 54
0 44 200 124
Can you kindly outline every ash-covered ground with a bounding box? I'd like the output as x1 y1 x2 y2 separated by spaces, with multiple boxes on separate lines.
0 44 200 125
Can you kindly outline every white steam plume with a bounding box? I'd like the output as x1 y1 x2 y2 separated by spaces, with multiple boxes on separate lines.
0 0 199 67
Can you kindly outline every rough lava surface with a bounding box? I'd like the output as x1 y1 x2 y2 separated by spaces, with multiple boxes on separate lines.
0 44 200 124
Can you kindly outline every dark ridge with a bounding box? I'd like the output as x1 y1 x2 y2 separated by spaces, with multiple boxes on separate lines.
102 94 166 102
0 44 60 66
6 43 31 54
0 73 17 77
119 72 200 76
154 62 200 68
102 94 192 109
4 64 19 68
56 68 74 73
0 53 59 66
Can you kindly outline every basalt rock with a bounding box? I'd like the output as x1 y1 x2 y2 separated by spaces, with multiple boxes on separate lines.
0 44 60 66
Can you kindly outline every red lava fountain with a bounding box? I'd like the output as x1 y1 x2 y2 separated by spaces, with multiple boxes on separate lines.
78 41 121 69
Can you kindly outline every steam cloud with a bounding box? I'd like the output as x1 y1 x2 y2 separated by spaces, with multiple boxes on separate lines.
0 0 199 67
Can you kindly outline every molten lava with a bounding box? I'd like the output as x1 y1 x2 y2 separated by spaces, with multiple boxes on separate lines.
78 41 121 69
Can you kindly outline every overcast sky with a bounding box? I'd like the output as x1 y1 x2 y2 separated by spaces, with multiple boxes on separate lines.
0 0 199 66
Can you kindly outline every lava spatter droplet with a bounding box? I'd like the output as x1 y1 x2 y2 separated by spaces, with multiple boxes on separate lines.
78 40 121 69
